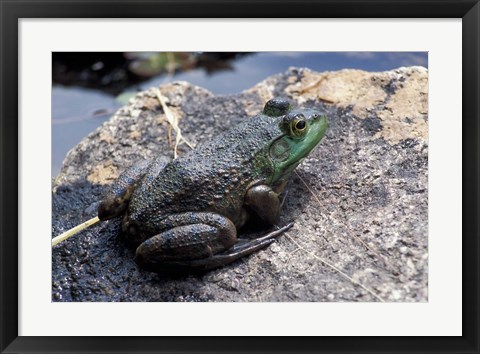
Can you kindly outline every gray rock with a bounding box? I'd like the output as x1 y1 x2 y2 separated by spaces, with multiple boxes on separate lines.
52 66 428 302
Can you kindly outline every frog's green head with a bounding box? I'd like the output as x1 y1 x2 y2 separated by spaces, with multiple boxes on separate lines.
267 103 327 183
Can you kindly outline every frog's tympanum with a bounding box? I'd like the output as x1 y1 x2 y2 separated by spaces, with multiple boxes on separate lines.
98 98 327 273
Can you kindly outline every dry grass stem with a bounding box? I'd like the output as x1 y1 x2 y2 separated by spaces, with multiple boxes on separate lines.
155 88 194 159
52 216 100 247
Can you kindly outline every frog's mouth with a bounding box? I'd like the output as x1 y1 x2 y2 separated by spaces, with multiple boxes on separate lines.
296 113 327 158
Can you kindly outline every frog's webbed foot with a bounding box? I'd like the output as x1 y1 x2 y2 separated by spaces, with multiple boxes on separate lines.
186 222 293 272
226 222 294 256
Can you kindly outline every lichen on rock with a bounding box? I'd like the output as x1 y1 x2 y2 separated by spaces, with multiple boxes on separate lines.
282 66 428 144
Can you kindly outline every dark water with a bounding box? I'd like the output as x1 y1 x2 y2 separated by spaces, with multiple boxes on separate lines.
52 51 427 176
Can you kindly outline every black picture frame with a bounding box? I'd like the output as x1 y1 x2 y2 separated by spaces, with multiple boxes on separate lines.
1 1 478 353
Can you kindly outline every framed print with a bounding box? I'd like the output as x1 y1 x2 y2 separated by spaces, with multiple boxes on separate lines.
1 1 479 353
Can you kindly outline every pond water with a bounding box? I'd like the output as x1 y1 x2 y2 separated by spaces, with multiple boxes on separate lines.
52 51 427 176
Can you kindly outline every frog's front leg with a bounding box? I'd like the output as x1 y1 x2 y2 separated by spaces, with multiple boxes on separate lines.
244 184 282 225
134 212 290 273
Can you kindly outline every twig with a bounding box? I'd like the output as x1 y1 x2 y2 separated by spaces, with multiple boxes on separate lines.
155 88 194 159
52 216 100 246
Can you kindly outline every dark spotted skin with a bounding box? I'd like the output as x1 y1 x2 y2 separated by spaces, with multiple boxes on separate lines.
98 99 327 273
124 113 281 239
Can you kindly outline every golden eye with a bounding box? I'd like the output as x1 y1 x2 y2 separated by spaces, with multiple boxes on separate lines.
295 120 306 130
291 117 307 136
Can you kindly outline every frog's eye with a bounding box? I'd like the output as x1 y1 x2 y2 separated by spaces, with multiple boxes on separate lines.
295 119 306 130
291 115 307 136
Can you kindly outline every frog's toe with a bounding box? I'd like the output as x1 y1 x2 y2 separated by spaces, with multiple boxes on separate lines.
232 222 294 252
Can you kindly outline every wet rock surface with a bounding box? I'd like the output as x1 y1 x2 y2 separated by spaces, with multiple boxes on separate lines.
52 67 428 302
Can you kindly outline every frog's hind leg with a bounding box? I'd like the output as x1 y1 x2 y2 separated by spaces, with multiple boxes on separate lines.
134 212 238 273
134 212 293 273
135 215 293 273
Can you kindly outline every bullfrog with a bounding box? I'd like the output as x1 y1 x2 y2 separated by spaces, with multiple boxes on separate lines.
97 98 327 273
